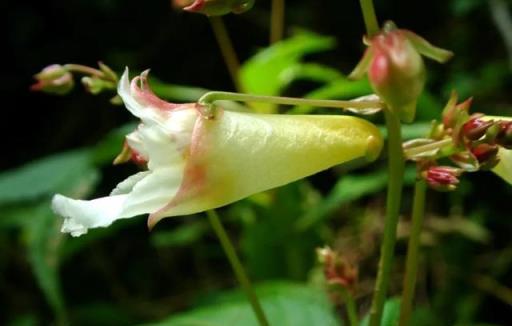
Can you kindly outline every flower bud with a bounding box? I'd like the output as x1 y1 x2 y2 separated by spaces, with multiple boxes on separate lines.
462 115 493 141
317 247 358 291
471 143 499 169
422 166 461 192
30 64 74 95
179 0 254 16
350 22 452 123
81 76 116 95
441 92 472 130
497 121 512 149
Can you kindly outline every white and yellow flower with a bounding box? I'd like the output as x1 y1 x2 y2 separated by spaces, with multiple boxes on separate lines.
52 69 383 236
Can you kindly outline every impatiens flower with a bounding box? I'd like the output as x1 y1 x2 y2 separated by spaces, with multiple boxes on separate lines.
52 69 383 237
349 21 453 123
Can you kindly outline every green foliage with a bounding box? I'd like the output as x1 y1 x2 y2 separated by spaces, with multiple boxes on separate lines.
240 31 336 113
0 150 96 204
143 282 340 326
361 298 401 326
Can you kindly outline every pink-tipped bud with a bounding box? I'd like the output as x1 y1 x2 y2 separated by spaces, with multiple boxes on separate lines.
366 24 425 123
30 64 74 95
462 115 493 141
179 0 254 16
422 166 461 191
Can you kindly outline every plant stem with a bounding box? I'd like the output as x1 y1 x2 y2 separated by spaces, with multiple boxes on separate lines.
63 64 105 78
359 0 380 37
198 91 384 111
369 109 405 326
340 288 359 326
206 210 270 326
398 179 427 326
403 138 453 159
270 0 285 44
209 17 242 91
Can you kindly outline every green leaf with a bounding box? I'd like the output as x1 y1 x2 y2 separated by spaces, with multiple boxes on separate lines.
295 170 388 231
493 148 512 185
25 204 68 324
360 297 401 326
92 123 137 165
290 78 372 114
0 150 95 204
143 282 340 326
295 168 417 231
240 31 336 113
150 78 209 102
151 220 208 248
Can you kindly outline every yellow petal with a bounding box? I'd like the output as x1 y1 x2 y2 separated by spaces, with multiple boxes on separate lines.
148 110 383 226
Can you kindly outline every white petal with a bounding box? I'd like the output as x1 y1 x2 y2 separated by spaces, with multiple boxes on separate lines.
110 171 150 196
120 166 184 217
118 68 146 119
52 194 128 237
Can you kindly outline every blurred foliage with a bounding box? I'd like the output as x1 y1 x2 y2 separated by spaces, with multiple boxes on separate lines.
3 0 512 325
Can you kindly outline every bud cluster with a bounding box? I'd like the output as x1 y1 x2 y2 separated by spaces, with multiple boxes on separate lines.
31 62 119 102
317 247 358 293
407 92 512 191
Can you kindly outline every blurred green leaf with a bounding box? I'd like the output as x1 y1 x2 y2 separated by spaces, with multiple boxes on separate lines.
240 182 322 280
379 122 431 140
296 168 417 231
151 220 208 248
143 282 340 326
296 170 388 231
291 78 372 114
361 297 401 326
240 31 336 113
0 150 95 204
25 204 68 324
150 78 209 102
92 123 137 165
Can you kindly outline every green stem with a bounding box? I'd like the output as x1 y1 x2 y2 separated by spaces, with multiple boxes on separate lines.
403 138 453 159
63 64 105 78
209 17 242 92
198 91 384 111
206 210 270 326
369 109 405 326
270 0 285 44
340 288 359 326
359 0 380 36
398 179 427 326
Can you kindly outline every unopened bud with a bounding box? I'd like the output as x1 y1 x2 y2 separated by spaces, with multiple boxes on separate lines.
422 166 461 191
81 76 116 95
442 92 472 129
471 143 499 169
180 0 254 16
497 121 512 149
30 64 74 95
350 21 452 123
316 247 358 291
462 115 493 141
